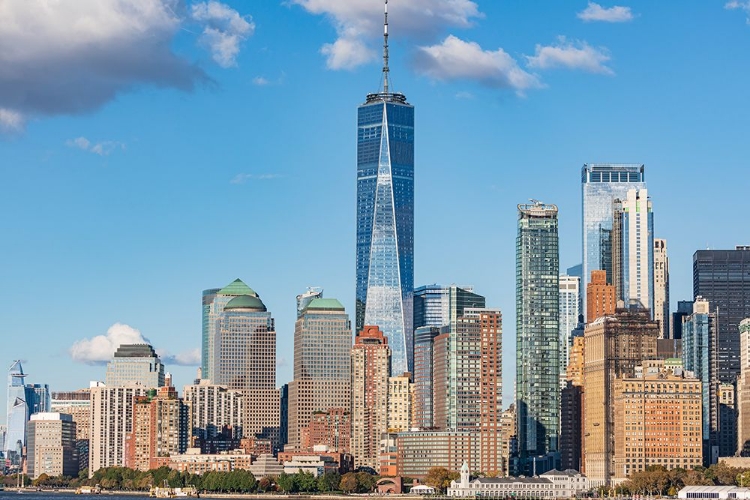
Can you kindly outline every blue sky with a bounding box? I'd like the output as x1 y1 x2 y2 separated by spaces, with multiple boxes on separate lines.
2 0 750 421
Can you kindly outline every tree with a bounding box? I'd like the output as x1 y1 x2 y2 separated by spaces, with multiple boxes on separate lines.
276 472 297 493
318 471 341 492
258 476 273 492
297 471 318 492
355 471 378 493
425 467 459 492
340 472 358 493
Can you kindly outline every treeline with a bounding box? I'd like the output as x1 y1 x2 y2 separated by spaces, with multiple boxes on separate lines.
10 466 381 494
615 463 750 496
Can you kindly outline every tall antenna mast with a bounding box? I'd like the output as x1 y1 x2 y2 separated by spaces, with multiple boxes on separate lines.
383 0 390 94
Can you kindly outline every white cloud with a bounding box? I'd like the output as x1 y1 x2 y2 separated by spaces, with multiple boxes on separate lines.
231 173 282 184
291 0 482 70
0 1 253 132
526 38 614 75
726 1 750 24
66 137 125 156
577 2 634 23
191 1 255 68
413 36 541 93
70 323 149 365
253 77 271 86
157 348 202 366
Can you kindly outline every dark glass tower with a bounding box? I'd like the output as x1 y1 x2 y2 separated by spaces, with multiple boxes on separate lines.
356 1 414 376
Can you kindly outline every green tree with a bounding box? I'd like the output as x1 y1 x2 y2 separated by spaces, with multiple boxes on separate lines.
425 467 458 492
318 471 341 492
355 471 378 492
276 472 298 493
340 472 358 493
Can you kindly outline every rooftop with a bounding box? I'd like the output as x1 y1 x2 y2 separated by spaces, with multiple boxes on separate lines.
218 278 258 297
304 298 345 312
224 294 267 312
113 344 159 359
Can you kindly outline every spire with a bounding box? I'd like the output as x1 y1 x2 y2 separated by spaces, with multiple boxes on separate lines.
382 0 390 94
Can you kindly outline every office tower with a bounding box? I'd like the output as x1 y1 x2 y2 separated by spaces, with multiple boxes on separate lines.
214 290 280 446
612 362 702 481
413 326 440 429
26 413 78 479
89 383 148 474
586 270 616 323
351 326 391 470
51 390 91 441
25 384 51 415
413 284 486 333
202 278 258 381
5 360 28 466
694 247 750 384
739 319 750 455
280 384 289 449
583 304 658 484
612 189 654 311
387 373 412 432
183 381 244 446
654 239 670 338
125 385 191 471
672 301 693 340
105 344 165 388
355 3 414 376
288 297 352 449
302 408 351 453
296 287 323 318
559 275 581 384
581 164 646 317
516 201 559 472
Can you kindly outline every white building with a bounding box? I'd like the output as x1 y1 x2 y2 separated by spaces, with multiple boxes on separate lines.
559 275 581 385
449 462 591 498
679 486 750 500
282 454 338 477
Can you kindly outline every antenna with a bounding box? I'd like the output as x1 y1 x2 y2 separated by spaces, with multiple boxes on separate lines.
383 0 390 94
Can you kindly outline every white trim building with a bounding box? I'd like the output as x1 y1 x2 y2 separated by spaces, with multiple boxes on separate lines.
449 462 591 498
679 486 750 500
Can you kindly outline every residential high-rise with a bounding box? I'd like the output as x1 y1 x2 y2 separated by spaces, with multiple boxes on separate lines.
413 326 440 430
693 247 750 384
51 390 91 441
288 297 352 449
105 344 165 388
350 326 390 470
5 360 28 466
26 413 78 480
301 408 351 453
581 163 646 317
559 275 581 385
583 304 658 484
202 278 258 381
355 3 414 375
182 380 244 445
586 270 616 323
213 290 280 446
612 189 654 312
654 239 670 338
387 373 412 433
739 318 750 455
516 202 559 472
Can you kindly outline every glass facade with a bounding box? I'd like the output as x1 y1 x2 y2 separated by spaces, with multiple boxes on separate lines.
581 164 645 317
613 188 654 312
105 344 165 388
5 360 28 466
516 202 559 469
356 93 414 376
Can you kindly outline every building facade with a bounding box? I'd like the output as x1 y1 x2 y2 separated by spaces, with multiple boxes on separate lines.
516 202 560 471
356 72 415 376
581 163 646 317
586 270 616 323
413 326 440 429
26 412 78 479
612 189 654 312
449 464 591 498
396 431 477 478
5 360 28 466
288 298 351 449
183 380 244 445
654 239 670 338
105 344 165 388
560 275 582 385
351 326 390 470
739 319 750 455
387 374 412 433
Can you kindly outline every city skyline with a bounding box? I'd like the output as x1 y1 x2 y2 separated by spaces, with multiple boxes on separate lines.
3 0 750 422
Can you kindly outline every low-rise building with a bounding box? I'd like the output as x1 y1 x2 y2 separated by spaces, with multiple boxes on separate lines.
449 462 591 498
247 453 283 478
283 454 339 477
168 448 254 474
397 431 477 478
278 445 353 474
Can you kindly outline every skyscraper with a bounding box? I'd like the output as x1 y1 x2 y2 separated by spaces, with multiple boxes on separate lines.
356 1 414 375
202 278 259 381
693 247 750 384
559 275 581 385
612 188 654 312
288 297 352 449
413 284 486 333
654 239 670 338
738 318 750 455
214 289 280 446
5 360 28 466
26 413 78 480
105 344 165 388
516 201 560 472
581 163 646 316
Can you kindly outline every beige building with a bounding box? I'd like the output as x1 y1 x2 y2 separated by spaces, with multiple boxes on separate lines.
613 362 702 481
169 448 254 474
27 413 78 479
288 298 351 450
351 326 390 470
499 404 516 475
396 430 477 478
739 319 750 455
653 239 670 339
584 305 659 484
567 336 585 386
51 389 91 441
183 380 244 441
387 373 412 432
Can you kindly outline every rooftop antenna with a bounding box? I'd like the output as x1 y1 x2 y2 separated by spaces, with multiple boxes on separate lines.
383 0 390 94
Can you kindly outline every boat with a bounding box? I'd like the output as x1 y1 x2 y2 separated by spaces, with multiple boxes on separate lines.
149 481 199 498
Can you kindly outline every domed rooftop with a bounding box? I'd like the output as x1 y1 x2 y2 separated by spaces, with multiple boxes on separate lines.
224 294 267 312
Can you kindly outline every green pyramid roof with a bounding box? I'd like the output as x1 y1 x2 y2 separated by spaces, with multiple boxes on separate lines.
225 294 267 312
218 279 258 297
305 298 345 311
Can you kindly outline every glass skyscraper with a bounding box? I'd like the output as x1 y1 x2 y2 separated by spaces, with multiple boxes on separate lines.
516 202 560 472
5 360 28 466
612 188 654 311
581 164 645 317
356 73 414 376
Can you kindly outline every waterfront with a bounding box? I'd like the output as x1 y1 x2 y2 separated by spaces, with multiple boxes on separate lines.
0 494 149 499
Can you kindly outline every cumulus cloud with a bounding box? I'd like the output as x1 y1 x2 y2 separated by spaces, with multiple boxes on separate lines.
70 323 150 365
191 1 255 68
526 38 614 75
0 0 252 132
157 348 202 366
577 2 634 22
413 36 541 93
291 0 482 70
66 137 125 156
726 1 750 24
231 173 282 184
